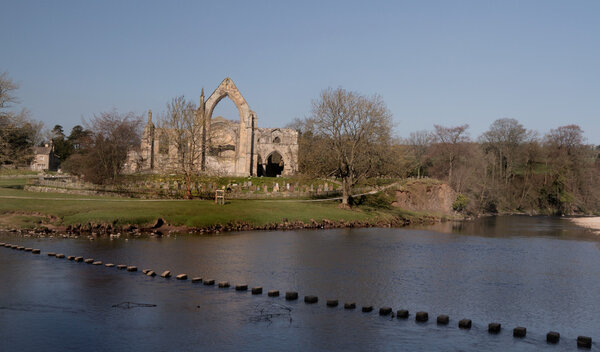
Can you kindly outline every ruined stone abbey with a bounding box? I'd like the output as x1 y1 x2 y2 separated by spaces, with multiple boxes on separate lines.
127 78 298 177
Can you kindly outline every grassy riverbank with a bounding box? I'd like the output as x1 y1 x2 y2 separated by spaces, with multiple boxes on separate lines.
0 177 443 231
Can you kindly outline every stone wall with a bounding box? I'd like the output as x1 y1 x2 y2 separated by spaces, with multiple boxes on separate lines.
26 177 350 200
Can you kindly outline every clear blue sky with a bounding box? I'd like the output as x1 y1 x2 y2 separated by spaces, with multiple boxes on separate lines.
1 0 599 143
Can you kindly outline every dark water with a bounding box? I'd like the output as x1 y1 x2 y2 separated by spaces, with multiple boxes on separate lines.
0 216 598 351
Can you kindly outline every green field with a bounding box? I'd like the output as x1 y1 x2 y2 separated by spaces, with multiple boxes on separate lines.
0 177 424 229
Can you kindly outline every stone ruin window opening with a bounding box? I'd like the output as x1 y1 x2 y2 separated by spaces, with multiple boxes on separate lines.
158 133 169 155
273 136 281 144
208 121 237 157
208 96 239 158
256 155 264 177
265 151 284 177
211 95 239 124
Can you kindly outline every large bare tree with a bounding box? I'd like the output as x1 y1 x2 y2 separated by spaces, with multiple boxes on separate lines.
62 110 142 183
429 124 470 181
480 118 533 185
0 71 44 166
306 87 393 207
406 130 433 178
159 96 202 199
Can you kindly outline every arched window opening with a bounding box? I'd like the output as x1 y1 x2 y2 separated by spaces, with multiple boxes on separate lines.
273 136 281 144
256 155 264 177
211 95 239 122
159 133 169 155
265 151 284 177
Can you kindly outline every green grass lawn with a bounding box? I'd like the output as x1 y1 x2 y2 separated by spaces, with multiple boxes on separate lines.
0 177 401 228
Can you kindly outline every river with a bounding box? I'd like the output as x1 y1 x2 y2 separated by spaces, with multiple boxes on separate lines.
0 216 598 351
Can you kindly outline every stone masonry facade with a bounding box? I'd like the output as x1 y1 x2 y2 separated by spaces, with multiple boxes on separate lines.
126 78 298 177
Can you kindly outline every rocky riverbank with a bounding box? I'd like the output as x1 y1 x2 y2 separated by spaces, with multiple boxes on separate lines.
0 213 445 239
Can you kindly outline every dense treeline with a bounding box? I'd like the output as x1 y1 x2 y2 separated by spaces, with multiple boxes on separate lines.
299 117 599 215
403 120 599 215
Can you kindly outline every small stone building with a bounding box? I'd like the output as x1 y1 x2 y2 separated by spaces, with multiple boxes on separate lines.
127 78 298 177
30 142 59 171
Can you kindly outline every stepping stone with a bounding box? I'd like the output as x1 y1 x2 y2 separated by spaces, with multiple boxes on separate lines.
92 261 102 265
105 263 115 267
267 290 279 297
84 258 94 264
285 291 298 300
127 266 138 272
203 279 215 286
56 254 65 258
192 277 202 283
379 307 392 316
146 270 156 277
397 310 409 319
362 306 373 313
437 315 450 325
117 264 127 270
577 336 592 349
251 287 262 294
218 281 230 288
546 331 560 344
235 284 248 291
459 319 472 329
160 271 171 278
344 303 356 309
513 327 526 338
488 323 501 334
176 274 187 280
416 311 428 322
48 252 56 257
304 295 318 304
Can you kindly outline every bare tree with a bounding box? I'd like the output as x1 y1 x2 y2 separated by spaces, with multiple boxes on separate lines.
62 110 142 184
406 130 433 178
430 124 470 180
0 71 19 110
306 87 393 207
0 71 44 166
480 118 532 185
159 96 202 199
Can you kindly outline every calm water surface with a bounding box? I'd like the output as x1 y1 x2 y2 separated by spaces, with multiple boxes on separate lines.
0 216 598 351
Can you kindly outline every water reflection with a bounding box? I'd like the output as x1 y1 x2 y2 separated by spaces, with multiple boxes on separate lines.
0 216 598 351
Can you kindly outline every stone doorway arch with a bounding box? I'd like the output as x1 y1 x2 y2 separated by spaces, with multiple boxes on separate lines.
202 78 257 176
265 151 284 177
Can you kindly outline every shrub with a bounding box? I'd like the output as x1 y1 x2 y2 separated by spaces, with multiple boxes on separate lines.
452 193 468 212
